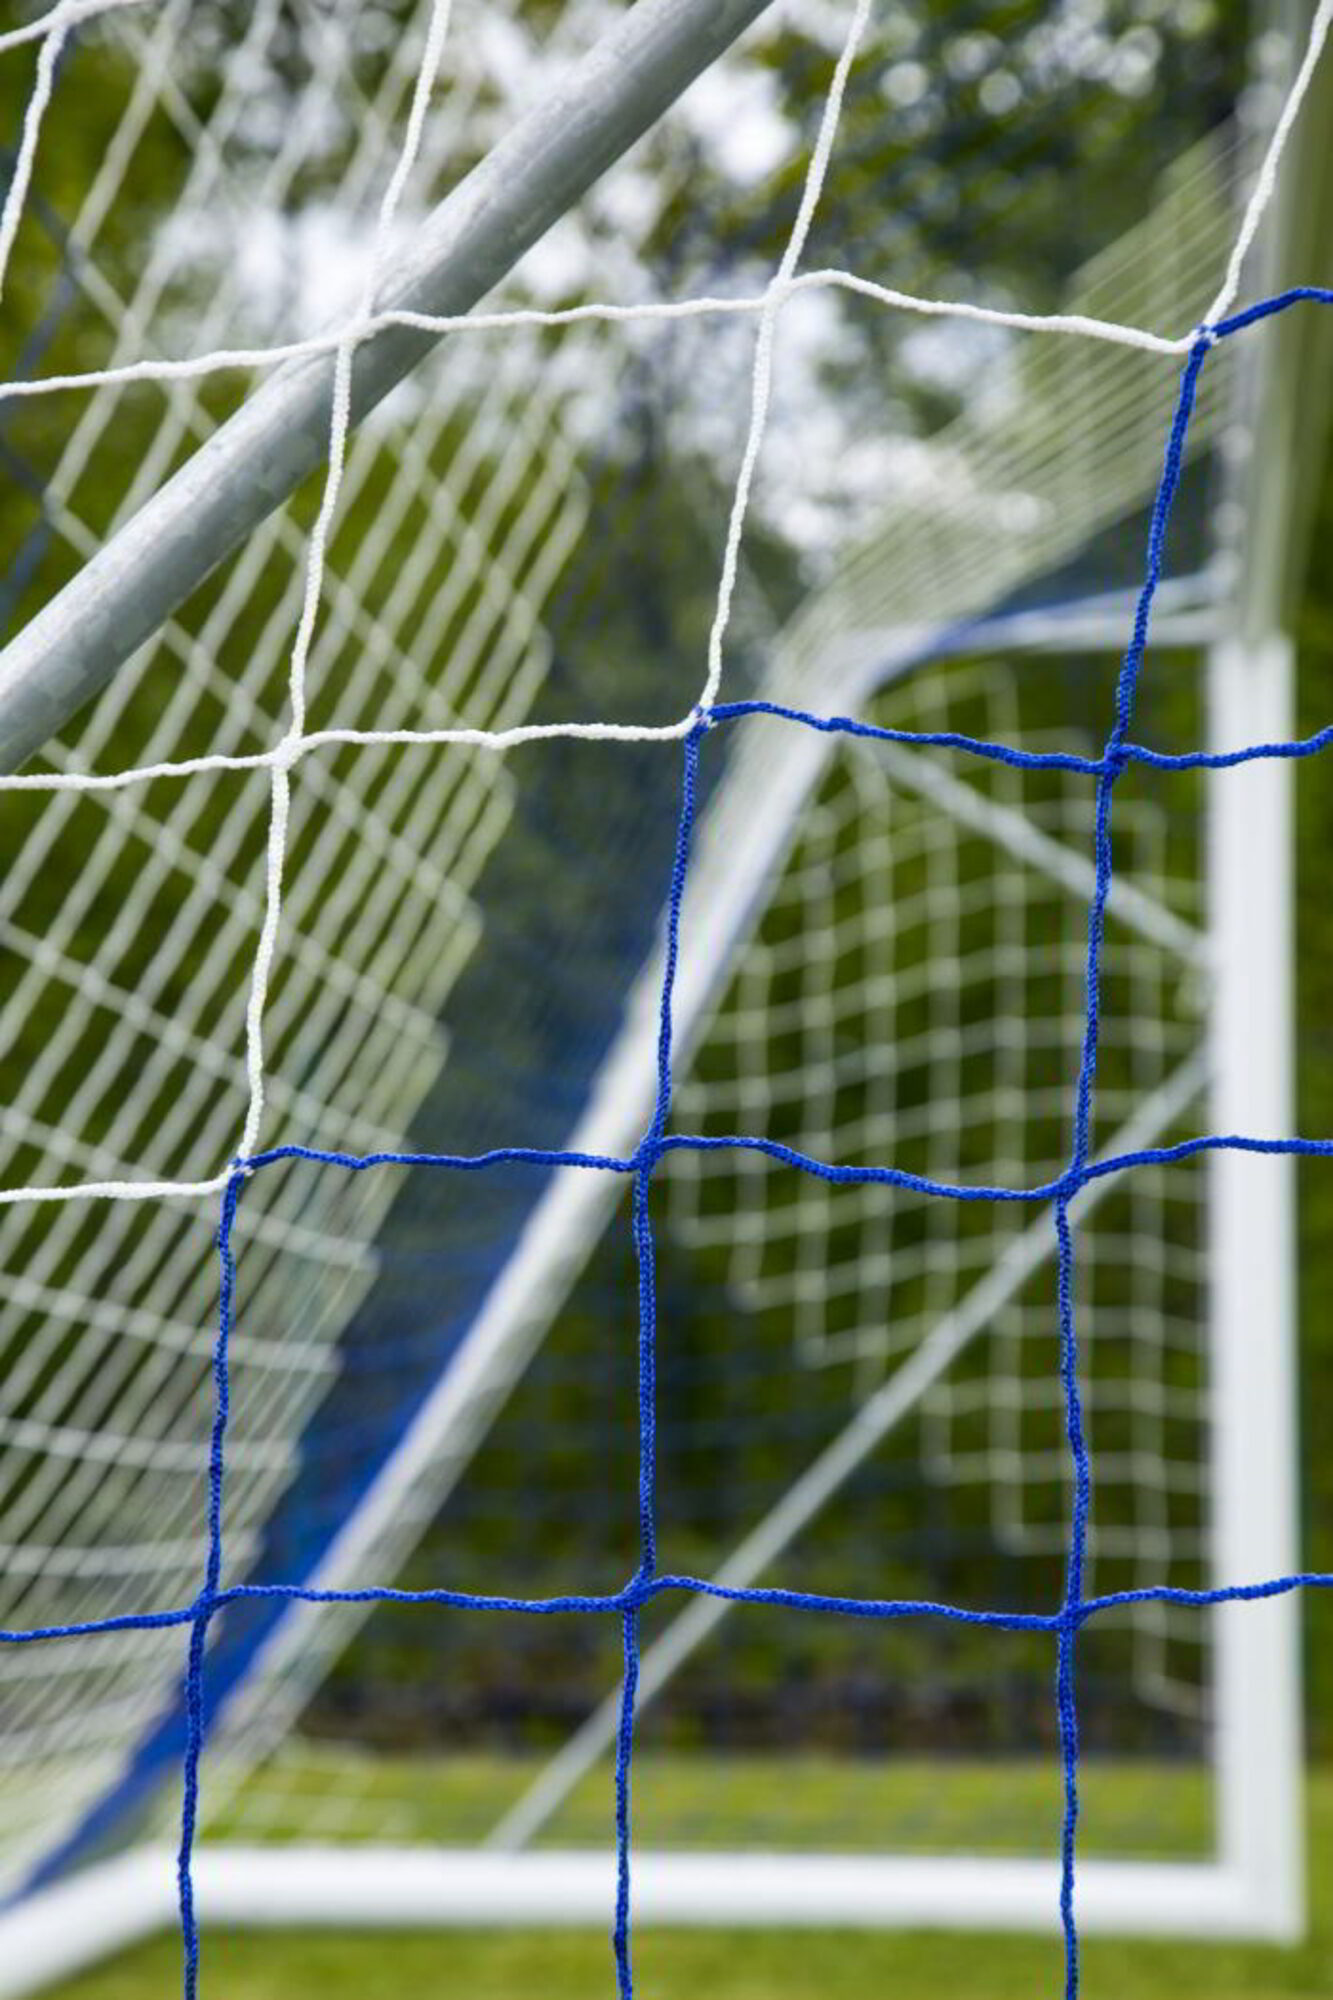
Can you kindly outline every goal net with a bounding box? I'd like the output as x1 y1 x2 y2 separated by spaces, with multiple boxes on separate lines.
0 0 1328 1993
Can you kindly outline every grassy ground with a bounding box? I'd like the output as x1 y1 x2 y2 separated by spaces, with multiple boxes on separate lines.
47 1916 1333 2000
44 1767 1333 2000
203 1747 1213 1856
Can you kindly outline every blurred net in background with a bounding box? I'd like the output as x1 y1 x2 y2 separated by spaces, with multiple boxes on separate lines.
0 0 1320 1978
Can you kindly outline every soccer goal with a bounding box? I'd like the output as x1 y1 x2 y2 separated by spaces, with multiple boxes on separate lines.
0 0 1330 1994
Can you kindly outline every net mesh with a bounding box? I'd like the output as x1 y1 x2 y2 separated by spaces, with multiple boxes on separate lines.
0 1 1329 1994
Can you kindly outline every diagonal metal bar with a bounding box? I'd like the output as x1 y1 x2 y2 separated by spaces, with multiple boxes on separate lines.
0 0 775 771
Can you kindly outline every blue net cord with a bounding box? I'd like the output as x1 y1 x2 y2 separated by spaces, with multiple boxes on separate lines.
1050 329 1211 1998
2 282 1332 1997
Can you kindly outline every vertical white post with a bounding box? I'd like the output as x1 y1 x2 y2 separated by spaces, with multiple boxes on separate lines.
1207 629 1304 1938
1203 0 1333 1931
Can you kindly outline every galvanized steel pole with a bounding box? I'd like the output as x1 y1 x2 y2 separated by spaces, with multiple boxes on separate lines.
0 0 775 769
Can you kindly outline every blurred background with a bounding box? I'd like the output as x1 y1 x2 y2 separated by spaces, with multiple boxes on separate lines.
0 0 1331 1993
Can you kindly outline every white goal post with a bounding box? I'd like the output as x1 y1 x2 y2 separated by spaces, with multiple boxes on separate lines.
0 0 1330 1993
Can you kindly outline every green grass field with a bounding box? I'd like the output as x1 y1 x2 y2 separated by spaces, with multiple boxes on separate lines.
42 1765 1333 1999
199 1747 1213 1856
